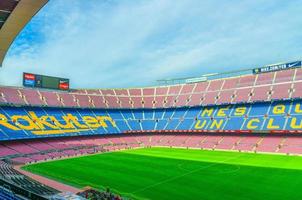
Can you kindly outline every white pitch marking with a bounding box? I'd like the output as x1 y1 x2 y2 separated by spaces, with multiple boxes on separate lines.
131 154 243 194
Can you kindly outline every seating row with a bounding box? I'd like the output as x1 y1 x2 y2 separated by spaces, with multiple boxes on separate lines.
1 134 302 165
1 68 302 108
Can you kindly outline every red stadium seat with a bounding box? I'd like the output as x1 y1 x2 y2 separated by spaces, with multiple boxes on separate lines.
294 68 302 81
275 69 295 83
40 90 62 107
222 78 239 90
216 90 235 104
255 72 274 85
0 87 25 105
90 95 107 108
168 85 181 95
101 89 115 96
119 96 132 108
131 96 143 108
58 93 78 107
187 93 203 106
202 91 219 105
180 84 194 94
233 87 252 103
193 82 209 93
207 79 224 91
74 94 93 108
129 88 142 96
271 83 292 100
292 82 302 99
104 96 120 108
238 75 256 87
20 89 45 106
250 86 271 102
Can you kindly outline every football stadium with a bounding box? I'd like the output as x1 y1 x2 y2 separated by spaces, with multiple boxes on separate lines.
1 0 302 199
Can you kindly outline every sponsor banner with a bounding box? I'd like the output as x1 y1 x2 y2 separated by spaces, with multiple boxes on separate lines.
59 84 68 90
23 72 38 88
253 61 301 74
0 111 117 136
24 73 35 80
23 73 36 87
24 79 35 87
59 80 69 90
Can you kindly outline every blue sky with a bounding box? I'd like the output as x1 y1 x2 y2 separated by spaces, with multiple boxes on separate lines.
0 0 302 88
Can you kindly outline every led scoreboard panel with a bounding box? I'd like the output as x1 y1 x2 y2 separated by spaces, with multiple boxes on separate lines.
23 73 69 90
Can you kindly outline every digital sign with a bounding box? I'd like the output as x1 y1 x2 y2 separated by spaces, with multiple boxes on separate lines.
253 61 302 74
23 73 69 90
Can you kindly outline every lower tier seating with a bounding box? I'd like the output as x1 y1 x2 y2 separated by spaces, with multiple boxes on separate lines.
0 161 58 197
0 133 301 199
0 134 301 165
0 186 25 200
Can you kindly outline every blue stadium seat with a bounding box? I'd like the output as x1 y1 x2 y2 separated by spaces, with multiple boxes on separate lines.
1 99 302 140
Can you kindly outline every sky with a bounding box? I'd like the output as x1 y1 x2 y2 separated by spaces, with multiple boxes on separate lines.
0 0 302 88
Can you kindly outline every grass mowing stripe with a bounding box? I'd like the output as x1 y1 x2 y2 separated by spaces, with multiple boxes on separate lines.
130 154 243 194
122 147 302 170
22 148 302 200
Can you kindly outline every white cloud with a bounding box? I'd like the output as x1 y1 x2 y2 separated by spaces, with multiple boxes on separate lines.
1 0 302 88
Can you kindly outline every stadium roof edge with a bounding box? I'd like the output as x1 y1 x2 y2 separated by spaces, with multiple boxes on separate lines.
0 0 49 67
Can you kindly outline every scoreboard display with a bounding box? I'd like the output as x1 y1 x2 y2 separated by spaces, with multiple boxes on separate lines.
23 73 69 90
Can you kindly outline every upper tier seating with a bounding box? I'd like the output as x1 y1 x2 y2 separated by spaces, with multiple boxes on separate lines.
20 89 44 106
39 90 62 107
0 68 301 109
0 87 25 105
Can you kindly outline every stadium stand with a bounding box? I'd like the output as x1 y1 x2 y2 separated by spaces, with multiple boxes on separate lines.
1 97 302 142
0 186 26 200
0 160 58 198
0 133 301 167
7 0 302 199
0 67 301 109
1 58 302 198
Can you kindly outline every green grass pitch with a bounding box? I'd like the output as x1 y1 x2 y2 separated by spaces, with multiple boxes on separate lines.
22 147 302 200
